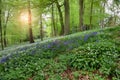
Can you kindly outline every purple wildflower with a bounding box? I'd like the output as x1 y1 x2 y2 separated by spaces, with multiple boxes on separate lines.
47 44 51 48
31 50 36 55
64 41 70 45
84 34 90 42
91 32 97 36
0 56 9 63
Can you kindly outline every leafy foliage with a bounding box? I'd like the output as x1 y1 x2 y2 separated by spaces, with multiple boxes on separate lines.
69 41 120 78
0 26 120 79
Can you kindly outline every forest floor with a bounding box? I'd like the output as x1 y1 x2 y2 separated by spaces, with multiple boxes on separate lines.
0 26 120 80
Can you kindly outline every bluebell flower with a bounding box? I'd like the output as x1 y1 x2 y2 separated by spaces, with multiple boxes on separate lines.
47 44 51 49
52 40 60 45
91 32 97 36
19 48 25 51
64 41 69 45
84 34 90 42
0 56 9 63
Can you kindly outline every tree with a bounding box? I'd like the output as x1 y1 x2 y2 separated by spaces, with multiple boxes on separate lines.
0 0 4 50
100 0 106 28
40 13 43 41
89 0 94 29
55 0 64 35
79 0 84 31
112 0 120 26
64 0 70 35
28 0 34 43
51 3 56 36
3 8 11 47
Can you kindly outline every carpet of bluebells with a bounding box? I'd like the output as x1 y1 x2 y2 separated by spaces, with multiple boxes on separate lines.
0 30 100 63
0 26 120 80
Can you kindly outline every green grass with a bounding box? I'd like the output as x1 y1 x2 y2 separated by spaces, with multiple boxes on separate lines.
0 26 120 80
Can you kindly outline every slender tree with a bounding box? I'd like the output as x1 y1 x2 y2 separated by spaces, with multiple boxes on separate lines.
3 9 11 47
55 5 58 36
64 0 70 35
56 0 64 35
79 0 84 31
40 13 43 41
89 0 94 29
100 0 106 28
0 0 4 50
28 0 34 43
51 4 56 36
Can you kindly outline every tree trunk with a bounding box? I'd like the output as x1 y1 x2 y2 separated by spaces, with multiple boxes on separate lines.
3 9 10 47
79 0 84 31
55 6 58 36
40 13 43 41
100 1 106 28
113 6 117 26
28 0 34 43
89 0 94 29
0 0 4 50
64 0 70 35
56 0 64 35
51 4 56 36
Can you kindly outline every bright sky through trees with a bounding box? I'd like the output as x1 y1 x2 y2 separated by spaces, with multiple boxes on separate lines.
20 12 29 23
105 0 120 15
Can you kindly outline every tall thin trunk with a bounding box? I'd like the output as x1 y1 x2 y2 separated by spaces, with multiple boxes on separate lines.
55 5 58 36
89 0 94 29
101 2 106 28
64 0 70 35
3 9 10 47
28 0 34 43
0 0 4 50
51 4 56 36
56 0 64 35
113 5 116 26
40 13 43 41
79 0 84 31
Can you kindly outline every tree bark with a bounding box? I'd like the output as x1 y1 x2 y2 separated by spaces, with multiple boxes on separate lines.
3 9 11 47
100 1 106 28
79 0 84 31
40 13 43 41
0 0 4 50
89 0 94 29
55 6 58 36
28 0 34 43
56 0 64 35
51 4 56 36
64 0 70 35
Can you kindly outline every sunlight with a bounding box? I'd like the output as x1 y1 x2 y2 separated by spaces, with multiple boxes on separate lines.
20 12 29 23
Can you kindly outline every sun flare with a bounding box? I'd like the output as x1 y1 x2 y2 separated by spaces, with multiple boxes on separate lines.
20 13 29 23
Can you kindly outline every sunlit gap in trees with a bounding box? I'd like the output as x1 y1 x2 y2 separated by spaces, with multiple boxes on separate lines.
105 0 120 16
20 12 29 24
